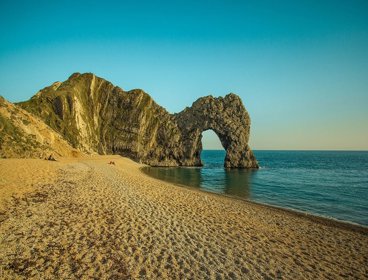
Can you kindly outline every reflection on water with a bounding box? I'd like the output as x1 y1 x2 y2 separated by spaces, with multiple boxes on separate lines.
142 165 255 199
143 167 202 188
224 169 253 197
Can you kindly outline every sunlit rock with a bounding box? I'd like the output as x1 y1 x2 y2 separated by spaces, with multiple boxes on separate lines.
19 73 258 168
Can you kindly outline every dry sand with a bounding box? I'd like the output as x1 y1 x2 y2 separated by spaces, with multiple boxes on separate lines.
0 156 367 279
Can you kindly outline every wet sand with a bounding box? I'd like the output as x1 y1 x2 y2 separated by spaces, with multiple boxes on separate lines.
0 156 367 279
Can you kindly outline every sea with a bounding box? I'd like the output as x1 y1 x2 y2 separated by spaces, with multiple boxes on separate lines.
143 150 368 226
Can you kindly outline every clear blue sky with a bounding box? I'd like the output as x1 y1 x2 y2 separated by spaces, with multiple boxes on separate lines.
1 0 367 150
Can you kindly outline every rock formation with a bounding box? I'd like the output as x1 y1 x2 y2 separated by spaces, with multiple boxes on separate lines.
0 96 78 158
17 73 258 168
174 94 258 168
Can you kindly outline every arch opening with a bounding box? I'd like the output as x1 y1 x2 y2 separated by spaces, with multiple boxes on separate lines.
201 129 225 151
200 129 225 166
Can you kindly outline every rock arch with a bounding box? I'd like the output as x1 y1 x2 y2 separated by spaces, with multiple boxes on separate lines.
174 94 259 168
19 73 258 168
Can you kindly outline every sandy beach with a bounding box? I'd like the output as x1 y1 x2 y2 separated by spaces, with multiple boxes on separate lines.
0 156 367 279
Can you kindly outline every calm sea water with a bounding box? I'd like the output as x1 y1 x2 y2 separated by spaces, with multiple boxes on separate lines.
143 150 368 226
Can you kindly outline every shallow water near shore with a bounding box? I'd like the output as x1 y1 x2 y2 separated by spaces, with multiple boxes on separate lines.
143 150 368 226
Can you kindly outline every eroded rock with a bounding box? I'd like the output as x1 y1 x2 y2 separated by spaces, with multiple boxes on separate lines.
174 94 258 168
18 73 258 168
0 96 78 159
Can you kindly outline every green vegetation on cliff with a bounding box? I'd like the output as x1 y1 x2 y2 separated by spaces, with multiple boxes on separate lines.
0 96 76 158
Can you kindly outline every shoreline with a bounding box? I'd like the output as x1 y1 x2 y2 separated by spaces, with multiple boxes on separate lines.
2 156 366 234
140 166 368 235
1 156 367 279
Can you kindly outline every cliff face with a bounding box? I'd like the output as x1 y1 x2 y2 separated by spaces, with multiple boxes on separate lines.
18 73 183 165
18 73 258 168
0 96 77 158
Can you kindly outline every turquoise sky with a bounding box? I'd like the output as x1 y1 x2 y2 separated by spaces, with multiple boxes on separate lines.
1 0 367 150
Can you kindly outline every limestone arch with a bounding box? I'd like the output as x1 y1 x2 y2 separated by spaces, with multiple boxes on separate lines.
174 94 258 168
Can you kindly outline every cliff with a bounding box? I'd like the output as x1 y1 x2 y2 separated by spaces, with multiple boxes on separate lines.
0 96 78 158
17 73 258 168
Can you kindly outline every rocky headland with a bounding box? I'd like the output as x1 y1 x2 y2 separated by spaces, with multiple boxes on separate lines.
2 72 258 168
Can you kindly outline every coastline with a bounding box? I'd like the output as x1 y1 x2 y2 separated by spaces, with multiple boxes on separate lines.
1 156 367 279
141 166 368 235
140 166 368 235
